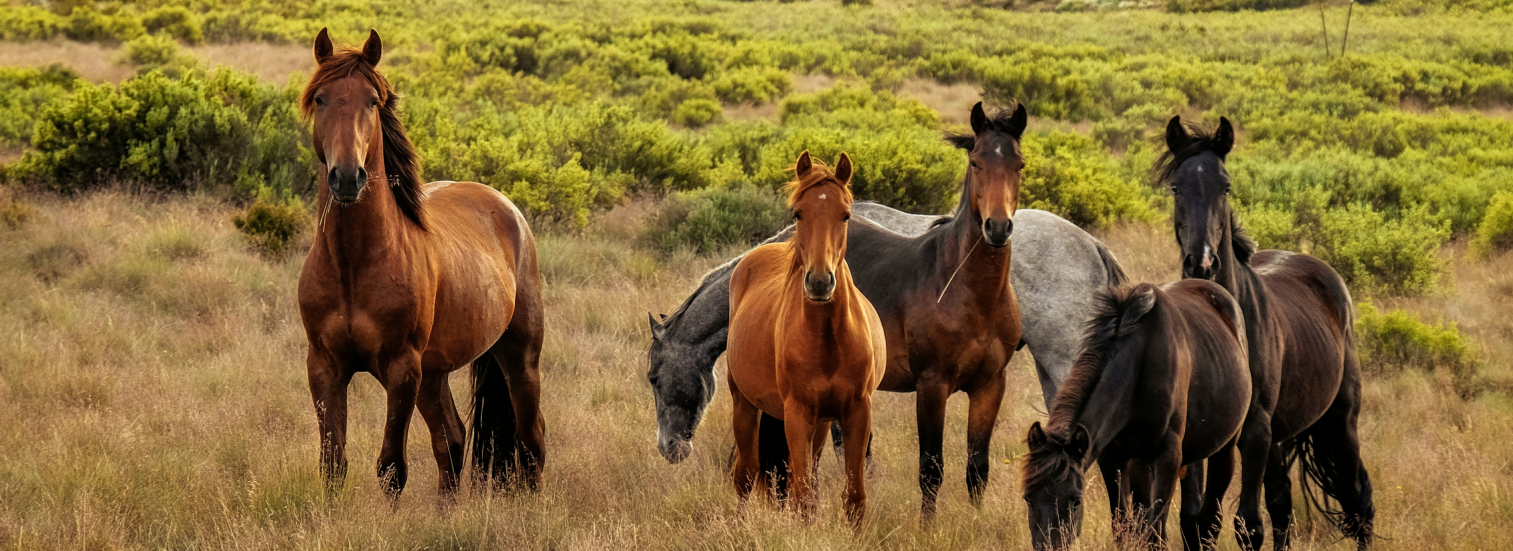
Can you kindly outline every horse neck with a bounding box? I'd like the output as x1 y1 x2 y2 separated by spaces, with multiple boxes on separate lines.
1211 223 1263 313
316 150 413 269
1051 336 1143 464
663 266 738 370
785 248 860 339
939 174 1012 296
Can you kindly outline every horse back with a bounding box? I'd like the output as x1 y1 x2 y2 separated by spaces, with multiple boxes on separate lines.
1252 250 1352 438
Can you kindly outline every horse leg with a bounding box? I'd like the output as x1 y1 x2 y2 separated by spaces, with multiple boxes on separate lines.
376 354 422 501
416 371 466 500
729 381 762 502
965 369 1007 507
841 402 872 529
782 400 819 517
915 382 951 521
469 351 516 488
1098 455 1132 547
1198 443 1238 551
1180 460 1207 551
1143 446 1182 548
494 325 546 491
1264 443 1295 551
832 423 876 475
307 349 352 494
1233 412 1274 551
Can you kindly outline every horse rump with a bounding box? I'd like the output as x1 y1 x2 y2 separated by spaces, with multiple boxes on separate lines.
469 352 519 486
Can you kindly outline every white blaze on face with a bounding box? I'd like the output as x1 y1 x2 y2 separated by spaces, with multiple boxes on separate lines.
819 193 827 200
1202 245 1213 269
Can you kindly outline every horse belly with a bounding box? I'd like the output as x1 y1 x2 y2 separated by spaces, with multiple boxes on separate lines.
423 258 516 372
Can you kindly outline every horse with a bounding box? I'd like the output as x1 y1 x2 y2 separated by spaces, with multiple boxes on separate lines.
1022 280 1251 551
1159 116 1374 550
651 102 1034 517
726 151 886 524
297 28 546 500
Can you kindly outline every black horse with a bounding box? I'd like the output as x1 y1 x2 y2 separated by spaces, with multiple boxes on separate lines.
1023 280 1251 551
1160 116 1374 550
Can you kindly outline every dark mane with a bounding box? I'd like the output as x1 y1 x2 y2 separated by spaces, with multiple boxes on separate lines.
1153 119 1225 189
1231 212 1256 264
662 256 739 331
943 106 1023 151
1045 284 1157 439
300 48 426 229
1022 431 1082 492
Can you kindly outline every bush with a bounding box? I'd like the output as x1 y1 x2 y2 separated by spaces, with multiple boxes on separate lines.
1356 301 1482 397
709 66 792 104
62 6 144 43
233 189 309 256
141 6 203 44
0 64 79 147
1020 131 1158 228
118 34 199 77
1471 191 1513 257
0 6 61 41
643 185 788 254
673 99 723 127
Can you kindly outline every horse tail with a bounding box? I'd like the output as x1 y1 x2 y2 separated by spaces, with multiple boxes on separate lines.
1285 428 1375 543
758 412 790 501
1094 239 1128 287
469 352 518 483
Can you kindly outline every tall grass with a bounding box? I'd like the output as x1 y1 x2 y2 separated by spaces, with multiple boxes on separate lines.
0 192 1510 548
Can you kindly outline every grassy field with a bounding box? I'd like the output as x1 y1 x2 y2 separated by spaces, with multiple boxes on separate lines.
0 189 1509 549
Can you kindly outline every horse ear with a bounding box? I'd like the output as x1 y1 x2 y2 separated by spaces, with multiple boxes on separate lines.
361 29 383 66
834 152 853 186
1214 117 1235 158
970 101 988 135
795 150 813 176
1027 421 1048 448
1165 116 1188 154
648 312 665 339
1118 285 1159 335
1007 103 1028 140
313 27 334 63
1067 425 1091 460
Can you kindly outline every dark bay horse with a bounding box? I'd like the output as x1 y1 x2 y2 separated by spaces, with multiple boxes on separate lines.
1023 281 1251 550
727 152 886 524
297 28 545 499
1160 116 1373 549
654 102 1026 517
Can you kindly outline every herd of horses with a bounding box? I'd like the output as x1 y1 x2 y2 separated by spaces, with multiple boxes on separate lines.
295 29 1374 550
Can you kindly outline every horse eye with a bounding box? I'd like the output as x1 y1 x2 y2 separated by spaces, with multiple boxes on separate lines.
971 161 980 170
793 212 801 221
370 99 380 108
843 213 850 222
315 97 325 107
1169 185 1179 194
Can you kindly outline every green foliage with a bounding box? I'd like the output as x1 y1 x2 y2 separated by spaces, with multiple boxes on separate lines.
141 6 203 44
13 68 312 198
1356 301 1482 397
710 66 792 104
0 64 79 148
0 6 61 41
1166 0 1310 12
673 99 723 127
643 185 787 253
233 188 309 256
118 33 199 77
62 6 145 43
1020 132 1158 228
1471 191 1513 257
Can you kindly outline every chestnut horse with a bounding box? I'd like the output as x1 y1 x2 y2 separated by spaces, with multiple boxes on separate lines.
1160 116 1373 550
727 151 886 524
297 28 545 499
1023 280 1251 551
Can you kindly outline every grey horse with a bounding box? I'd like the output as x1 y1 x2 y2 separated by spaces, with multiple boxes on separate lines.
646 202 1126 464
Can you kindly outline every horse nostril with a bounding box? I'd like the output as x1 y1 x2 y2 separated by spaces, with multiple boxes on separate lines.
356 167 368 185
328 167 340 184
1004 218 1014 236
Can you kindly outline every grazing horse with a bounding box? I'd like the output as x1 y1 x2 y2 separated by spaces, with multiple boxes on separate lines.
652 102 1029 517
1159 116 1373 550
727 152 886 523
1023 281 1250 551
297 28 546 499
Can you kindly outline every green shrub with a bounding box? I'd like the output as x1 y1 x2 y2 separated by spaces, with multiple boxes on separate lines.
709 66 792 104
1355 301 1482 397
233 189 310 256
0 6 61 41
643 185 787 254
1020 131 1158 228
1166 0 1311 12
0 64 79 147
15 68 310 197
673 99 723 127
141 6 204 44
62 6 144 43
118 34 199 77
1471 191 1513 257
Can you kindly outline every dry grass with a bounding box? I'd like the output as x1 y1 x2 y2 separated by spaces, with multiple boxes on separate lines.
190 43 312 85
0 191 1510 549
0 39 135 82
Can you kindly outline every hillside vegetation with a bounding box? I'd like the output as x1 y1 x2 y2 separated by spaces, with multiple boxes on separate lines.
1 0 1512 548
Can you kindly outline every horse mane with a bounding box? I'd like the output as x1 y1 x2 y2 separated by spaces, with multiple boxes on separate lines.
1045 284 1158 440
1231 212 1256 265
943 107 1022 151
1154 119 1229 188
1022 429 1083 492
299 47 427 229
785 159 851 208
661 255 741 332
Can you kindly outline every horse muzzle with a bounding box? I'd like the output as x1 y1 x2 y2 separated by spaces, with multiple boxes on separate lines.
804 271 837 303
658 431 694 464
1182 247 1217 280
329 166 368 203
983 217 1013 248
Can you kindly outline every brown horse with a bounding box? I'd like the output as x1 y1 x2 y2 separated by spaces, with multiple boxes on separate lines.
1160 116 1373 550
297 28 545 500
727 151 886 524
1023 280 1251 551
